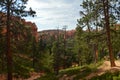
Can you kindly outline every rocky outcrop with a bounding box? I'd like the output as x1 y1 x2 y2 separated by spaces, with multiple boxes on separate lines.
38 29 75 40
0 12 38 41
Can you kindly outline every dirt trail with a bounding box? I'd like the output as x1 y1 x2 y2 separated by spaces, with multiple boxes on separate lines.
59 75 76 80
86 60 120 79
0 72 43 80
25 72 43 80
59 60 120 80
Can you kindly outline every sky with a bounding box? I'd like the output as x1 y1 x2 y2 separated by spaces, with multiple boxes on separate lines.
25 0 83 31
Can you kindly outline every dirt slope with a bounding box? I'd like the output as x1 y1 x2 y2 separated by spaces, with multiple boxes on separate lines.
86 60 120 79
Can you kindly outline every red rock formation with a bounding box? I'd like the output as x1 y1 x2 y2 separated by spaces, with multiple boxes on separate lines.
38 29 76 40
66 30 75 39
114 24 120 30
25 21 38 41
0 12 38 41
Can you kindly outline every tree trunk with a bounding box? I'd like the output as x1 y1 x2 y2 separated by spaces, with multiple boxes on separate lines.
63 27 66 69
95 47 98 62
94 44 98 63
32 37 36 69
102 0 116 67
87 21 91 32
6 0 12 80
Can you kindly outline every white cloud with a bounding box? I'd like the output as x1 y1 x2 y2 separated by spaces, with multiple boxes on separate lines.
25 0 83 31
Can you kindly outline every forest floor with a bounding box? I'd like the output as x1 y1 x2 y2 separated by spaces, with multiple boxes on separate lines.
85 60 120 79
59 60 120 80
0 72 44 80
1 60 120 80
25 72 44 80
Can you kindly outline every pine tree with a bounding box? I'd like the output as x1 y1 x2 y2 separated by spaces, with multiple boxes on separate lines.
0 0 35 79
102 0 116 67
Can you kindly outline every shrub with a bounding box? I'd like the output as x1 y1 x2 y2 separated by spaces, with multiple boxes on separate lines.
36 73 58 80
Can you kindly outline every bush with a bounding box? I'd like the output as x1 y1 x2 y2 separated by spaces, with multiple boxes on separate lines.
59 66 81 76
13 56 34 79
73 66 92 80
36 73 58 80
13 65 34 79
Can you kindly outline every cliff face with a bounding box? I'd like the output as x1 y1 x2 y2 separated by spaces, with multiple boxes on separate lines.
0 12 38 41
24 21 38 41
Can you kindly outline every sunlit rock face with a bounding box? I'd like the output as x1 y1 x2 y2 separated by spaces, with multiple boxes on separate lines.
38 29 76 40
25 21 38 41
0 12 38 42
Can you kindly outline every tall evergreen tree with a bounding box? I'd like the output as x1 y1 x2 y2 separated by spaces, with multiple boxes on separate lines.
0 0 35 79
78 0 119 66
102 0 116 67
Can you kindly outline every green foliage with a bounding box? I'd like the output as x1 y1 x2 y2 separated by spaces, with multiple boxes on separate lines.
0 1 36 79
73 67 92 80
75 26 94 65
0 0 36 17
111 30 120 57
60 66 82 76
40 52 54 73
36 73 58 80
0 0 119 79
13 56 34 78
58 66 93 80
58 61 102 80
76 0 120 66
59 66 91 79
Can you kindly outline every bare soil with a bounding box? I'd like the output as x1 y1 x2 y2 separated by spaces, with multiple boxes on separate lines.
85 60 120 79
0 72 43 80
